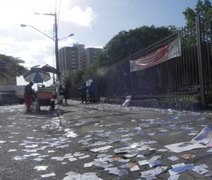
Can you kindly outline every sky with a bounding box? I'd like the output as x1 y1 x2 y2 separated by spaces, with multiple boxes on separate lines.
0 0 198 85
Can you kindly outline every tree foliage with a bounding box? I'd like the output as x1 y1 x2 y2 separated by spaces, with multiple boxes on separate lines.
65 25 175 93
183 0 212 26
98 26 174 66
0 54 27 80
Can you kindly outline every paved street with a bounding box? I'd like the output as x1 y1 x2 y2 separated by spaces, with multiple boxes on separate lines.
0 101 212 180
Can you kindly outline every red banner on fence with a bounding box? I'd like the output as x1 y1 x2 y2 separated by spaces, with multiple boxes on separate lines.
130 38 181 72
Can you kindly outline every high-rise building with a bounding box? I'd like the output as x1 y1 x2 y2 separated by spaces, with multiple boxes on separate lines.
73 44 86 70
58 44 102 77
58 46 79 76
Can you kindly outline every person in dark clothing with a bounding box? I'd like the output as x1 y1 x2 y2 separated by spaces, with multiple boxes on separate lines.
24 81 35 112
59 85 65 104
64 85 69 105
79 83 87 103
88 82 95 102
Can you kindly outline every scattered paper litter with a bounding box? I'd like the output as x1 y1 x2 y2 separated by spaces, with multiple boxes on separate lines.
48 150 55 153
108 167 128 176
138 160 149 166
8 149 17 152
165 141 206 153
168 174 180 180
130 165 140 171
168 156 180 161
41 172 56 178
193 164 209 175
207 148 212 152
169 163 194 175
78 155 90 159
34 165 48 171
140 166 168 179
63 171 102 180
13 156 27 160
68 157 77 162
90 145 113 152
33 157 44 161
51 156 64 161
180 153 196 159
64 130 78 138
84 162 93 168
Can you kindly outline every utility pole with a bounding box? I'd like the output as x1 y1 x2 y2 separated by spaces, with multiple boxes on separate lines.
21 12 74 84
54 13 60 81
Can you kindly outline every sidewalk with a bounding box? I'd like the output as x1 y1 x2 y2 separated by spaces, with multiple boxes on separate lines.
57 100 212 179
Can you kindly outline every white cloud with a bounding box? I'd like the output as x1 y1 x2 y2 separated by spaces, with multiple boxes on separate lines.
0 34 54 67
0 0 55 30
0 0 97 86
60 4 97 28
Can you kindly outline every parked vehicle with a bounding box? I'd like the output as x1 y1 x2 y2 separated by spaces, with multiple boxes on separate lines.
0 93 24 105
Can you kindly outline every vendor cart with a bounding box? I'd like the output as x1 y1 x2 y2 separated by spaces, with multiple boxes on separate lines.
36 86 56 111
23 64 60 111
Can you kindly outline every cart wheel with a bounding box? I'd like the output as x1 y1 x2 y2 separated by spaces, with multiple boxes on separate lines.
50 100 55 110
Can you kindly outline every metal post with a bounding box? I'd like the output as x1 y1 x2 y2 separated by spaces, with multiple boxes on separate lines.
54 13 60 82
129 54 134 95
196 15 205 108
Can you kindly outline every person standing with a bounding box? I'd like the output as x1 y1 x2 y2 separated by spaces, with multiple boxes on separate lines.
59 85 65 104
88 82 95 102
64 85 69 105
79 83 87 103
24 81 35 112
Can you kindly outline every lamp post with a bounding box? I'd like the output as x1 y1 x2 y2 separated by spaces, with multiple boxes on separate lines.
20 14 74 82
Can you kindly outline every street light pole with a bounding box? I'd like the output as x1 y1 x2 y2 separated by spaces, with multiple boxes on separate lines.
54 13 60 81
41 12 60 81
21 13 74 83
20 24 54 41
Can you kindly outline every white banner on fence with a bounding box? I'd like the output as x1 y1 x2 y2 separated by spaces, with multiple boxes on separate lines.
130 37 181 72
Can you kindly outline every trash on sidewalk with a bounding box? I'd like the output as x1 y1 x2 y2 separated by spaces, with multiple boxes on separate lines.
140 166 168 179
90 145 113 152
169 163 194 175
165 141 206 153
192 125 212 147
193 164 209 175
41 172 56 178
107 167 129 176
34 165 48 171
165 125 212 153
167 156 180 161
63 128 78 138
63 171 102 180
168 174 180 180
122 95 132 107
180 153 196 159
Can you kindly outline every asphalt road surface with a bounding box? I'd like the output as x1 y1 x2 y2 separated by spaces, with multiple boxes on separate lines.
0 101 212 180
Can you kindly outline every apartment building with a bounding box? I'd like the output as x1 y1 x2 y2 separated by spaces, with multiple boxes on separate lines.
58 44 102 76
58 46 79 73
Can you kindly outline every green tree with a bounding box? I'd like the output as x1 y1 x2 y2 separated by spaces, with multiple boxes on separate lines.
0 54 27 80
98 25 173 66
183 0 212 26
